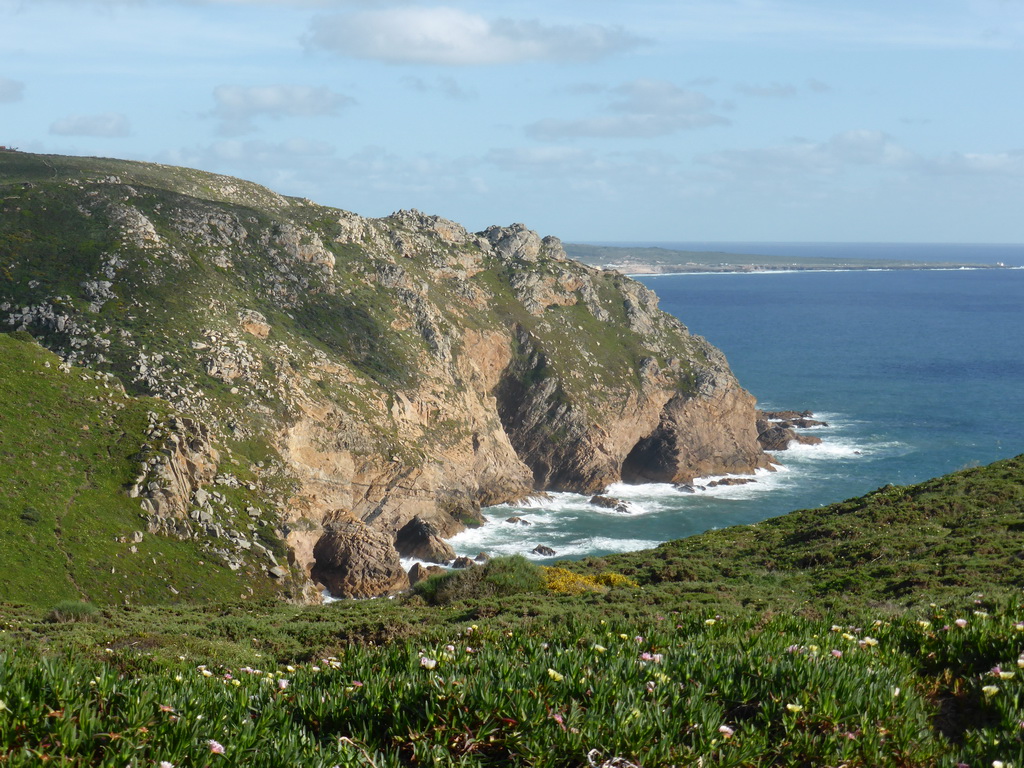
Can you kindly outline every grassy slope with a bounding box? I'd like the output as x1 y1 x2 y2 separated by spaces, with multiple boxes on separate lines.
584 455 1024 616
0 332 281 606
0 457 1023 766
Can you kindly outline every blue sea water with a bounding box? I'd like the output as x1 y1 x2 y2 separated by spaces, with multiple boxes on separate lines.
450 245 1024 562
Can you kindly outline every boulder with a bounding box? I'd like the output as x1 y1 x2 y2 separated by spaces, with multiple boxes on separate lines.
532 544 556 556
506 516 531 525
706 477 755 488
408 562 447 585
451 556 477 569
589 495 630 513
394 516 456 564
311 520 410 598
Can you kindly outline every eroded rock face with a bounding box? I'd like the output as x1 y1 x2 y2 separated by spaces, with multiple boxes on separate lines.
311 520 410 598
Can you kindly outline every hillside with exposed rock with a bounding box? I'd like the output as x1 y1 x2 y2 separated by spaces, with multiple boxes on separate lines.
1 152 785 603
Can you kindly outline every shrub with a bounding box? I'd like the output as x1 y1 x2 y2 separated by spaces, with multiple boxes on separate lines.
19 506 42 525
413 556 545 605
541 567 638 595
48 601 99 623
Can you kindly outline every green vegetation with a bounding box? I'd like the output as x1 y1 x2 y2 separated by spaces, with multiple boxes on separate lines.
0 333 281 607
0 457 1022 765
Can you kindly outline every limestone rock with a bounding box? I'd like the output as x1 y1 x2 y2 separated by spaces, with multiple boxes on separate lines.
311 521 410 598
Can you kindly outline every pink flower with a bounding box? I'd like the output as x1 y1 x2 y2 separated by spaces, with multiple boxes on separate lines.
831 650 843 658
160 762 175 768
954 618 968 628
718 725 735 738
208 740 225 755
351 680 364 687
277 678 289 690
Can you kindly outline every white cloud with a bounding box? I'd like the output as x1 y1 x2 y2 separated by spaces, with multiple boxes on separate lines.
527 79 727 140
50 112 130 137
486 145 595 173
210 84 354 135
305 7 643 65
0 77 25 102
697 129 1024 182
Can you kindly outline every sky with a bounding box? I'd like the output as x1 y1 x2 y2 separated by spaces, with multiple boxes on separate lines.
2 0 1023 244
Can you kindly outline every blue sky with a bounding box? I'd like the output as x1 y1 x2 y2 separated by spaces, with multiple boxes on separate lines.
2 0 1022 243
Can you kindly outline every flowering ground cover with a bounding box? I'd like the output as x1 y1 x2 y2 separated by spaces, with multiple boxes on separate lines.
1 603 1023 766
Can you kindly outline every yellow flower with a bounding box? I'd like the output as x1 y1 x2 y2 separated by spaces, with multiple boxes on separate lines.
593 644 607 653
982 685 999 697
786 703 803 713
999 671 1015 680
704 619 716 626
547 668 564 682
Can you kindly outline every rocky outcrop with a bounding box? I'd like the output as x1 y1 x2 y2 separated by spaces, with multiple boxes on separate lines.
134 414 220 538
311 520 410 598
756 411 825 452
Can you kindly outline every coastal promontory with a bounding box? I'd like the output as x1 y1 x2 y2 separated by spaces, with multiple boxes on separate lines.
1 152 779 602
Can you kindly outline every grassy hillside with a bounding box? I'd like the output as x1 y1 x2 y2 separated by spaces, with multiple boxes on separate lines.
0 332 285 606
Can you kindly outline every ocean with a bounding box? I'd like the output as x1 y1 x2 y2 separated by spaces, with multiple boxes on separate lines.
450 244 1024 563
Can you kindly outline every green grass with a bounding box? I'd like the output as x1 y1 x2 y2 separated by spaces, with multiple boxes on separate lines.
0 333 283 607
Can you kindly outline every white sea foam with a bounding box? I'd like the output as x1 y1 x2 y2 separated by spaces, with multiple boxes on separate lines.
535 537 664 559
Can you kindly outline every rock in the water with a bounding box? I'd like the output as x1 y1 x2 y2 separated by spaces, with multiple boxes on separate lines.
589 495 630 513
756 410 825 451
706 477 755 487
474 551 490 563
394 516 456 564
674 483 704 493
451 556 476 569
408 562 446 585
506 516 531 526
311 521 410 598
532 544 556 556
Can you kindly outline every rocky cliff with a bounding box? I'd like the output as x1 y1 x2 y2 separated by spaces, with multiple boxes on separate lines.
0 152 779 600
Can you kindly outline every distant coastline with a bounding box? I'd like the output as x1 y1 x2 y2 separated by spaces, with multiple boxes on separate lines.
564 242 1021 274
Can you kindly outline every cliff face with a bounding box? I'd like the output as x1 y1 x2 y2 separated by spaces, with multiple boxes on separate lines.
0 153 775 599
